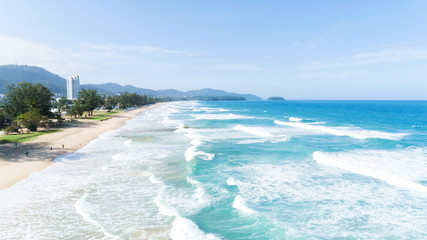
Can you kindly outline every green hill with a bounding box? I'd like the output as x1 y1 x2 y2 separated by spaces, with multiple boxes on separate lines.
0 65 66 95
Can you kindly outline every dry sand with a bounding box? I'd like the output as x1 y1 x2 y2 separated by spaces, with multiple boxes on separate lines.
0 104 162 190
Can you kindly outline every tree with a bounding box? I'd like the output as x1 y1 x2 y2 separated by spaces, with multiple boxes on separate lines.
54 97 71 123
67 100 85 120
104 96 117 112
15 109 48 132
0 108 6 129
79 89 103 116
57 97 72 112
116 92 149 109
2 82 54 118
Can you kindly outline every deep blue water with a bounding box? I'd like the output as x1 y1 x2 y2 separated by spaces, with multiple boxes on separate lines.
0 101 426 239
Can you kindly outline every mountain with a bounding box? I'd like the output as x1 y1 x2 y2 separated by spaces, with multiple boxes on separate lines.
0 65 263 100
0 65 66 95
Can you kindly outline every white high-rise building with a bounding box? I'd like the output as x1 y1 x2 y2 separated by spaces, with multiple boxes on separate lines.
66 75 80 100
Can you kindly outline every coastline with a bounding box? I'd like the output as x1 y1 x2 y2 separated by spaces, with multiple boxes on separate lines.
0 103 163 190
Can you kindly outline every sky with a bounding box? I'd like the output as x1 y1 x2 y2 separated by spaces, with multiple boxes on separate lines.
0 0 426 100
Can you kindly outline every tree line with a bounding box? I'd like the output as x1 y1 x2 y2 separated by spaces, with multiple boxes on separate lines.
0 82 170 133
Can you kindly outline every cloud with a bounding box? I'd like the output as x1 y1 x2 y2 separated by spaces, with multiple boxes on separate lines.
305 46 427 70
0 36 65 63
0 35 195 79
208 64 262 71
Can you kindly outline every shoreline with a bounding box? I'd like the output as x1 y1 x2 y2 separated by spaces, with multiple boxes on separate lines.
0 103 163 190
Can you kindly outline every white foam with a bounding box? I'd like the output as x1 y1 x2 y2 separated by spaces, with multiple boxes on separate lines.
75 193 118 239
289 117 302 122
185 131 204 143
170 216 221 240
185 148 214 161
233 125 291 144
194 186 207 200
187 176 201 185
191 139 203 147
195 113 255 120
233 195 255 214
175 123 186 133
123 139 132 147
234 125 272 138
184 134 215 161
237 139 270 144
185 146 198 161
155 183 218 240
313 149 427 193
226 177 239 186
154 187 179 217
224 162 427 238
274 120 408 140
227 178 256 214
184 128 215 161
149 176 163 184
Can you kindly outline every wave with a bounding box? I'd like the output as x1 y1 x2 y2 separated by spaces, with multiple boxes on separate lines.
227 178 256 214
233 195 255 214
195 113 255 120
186 177 210 207
75 193 118 239
274 120 407 140
183 130 215 161
187 176 201 185
226 177 239 186
185 146 215 161
174 123 186 133
123 139 132 147
234 125 272 138
313 150 427 193
149 175 163 184
170 216 221 240
155 186 219 240
289 117 302 122
234 125 291 144
154 186 179 217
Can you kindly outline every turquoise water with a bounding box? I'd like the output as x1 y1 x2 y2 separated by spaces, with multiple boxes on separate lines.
1 101 426 239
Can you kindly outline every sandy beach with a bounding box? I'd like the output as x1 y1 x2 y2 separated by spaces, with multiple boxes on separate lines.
0 104 161 190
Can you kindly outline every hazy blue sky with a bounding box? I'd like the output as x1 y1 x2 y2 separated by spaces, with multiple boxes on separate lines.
1 0 426 99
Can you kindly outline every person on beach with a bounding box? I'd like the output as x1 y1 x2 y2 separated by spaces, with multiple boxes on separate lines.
25 151 28 156
62 144 64 149
50 146 53 151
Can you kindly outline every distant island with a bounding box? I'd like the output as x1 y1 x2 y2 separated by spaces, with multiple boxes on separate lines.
267 97 285 101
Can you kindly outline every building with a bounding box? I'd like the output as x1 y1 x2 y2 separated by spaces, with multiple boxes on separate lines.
66 75 80 100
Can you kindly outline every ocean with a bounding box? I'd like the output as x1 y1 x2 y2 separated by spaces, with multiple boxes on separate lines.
1 101 426 239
